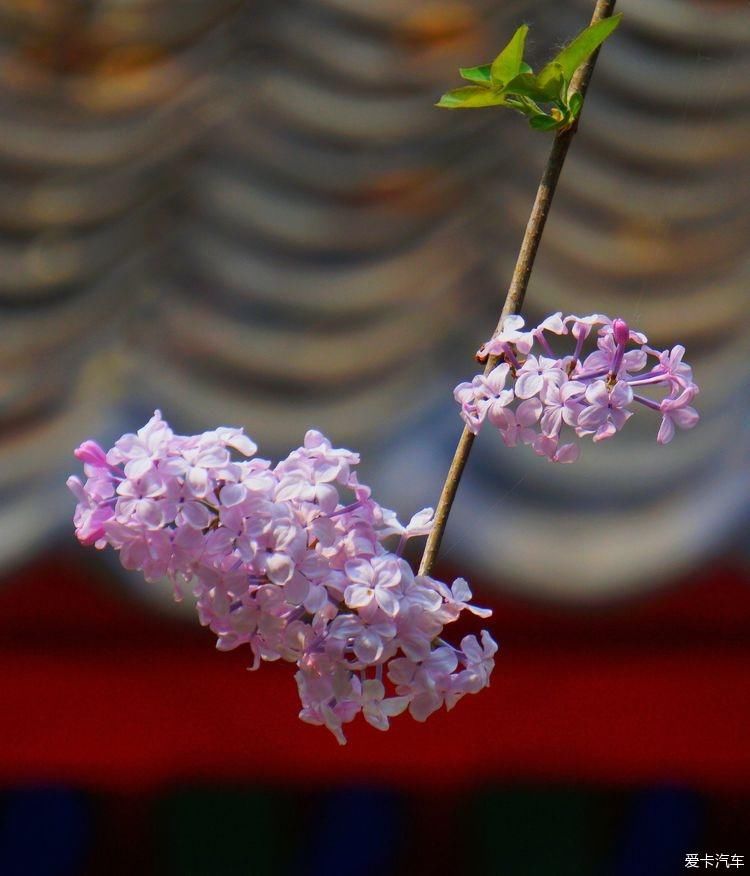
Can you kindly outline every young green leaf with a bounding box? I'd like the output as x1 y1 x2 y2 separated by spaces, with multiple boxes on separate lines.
490 24 529 86
538 13 622 85
529 114 561 131
459 64 492 86
436 15 621 123
503 72 553 103
534 62 565 101
567 91 583 119
436 86 508 109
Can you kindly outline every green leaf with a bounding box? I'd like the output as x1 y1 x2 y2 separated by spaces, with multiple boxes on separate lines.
459 61 533 89
567 91 583 118
538 13 622 84
490 24 529 86
436 86 508 109
535 62 565 101
503 72 550 103
459 64 492 86
529 114 561 131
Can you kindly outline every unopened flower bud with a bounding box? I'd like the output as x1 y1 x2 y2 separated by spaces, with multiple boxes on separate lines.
73 440 109 467
612 318 630 347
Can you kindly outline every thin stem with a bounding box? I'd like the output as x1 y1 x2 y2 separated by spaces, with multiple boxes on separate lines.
633 394 661 412
418 0 617 577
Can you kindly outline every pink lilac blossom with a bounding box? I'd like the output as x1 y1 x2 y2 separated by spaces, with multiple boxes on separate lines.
455 313 699 462
68 413 496 744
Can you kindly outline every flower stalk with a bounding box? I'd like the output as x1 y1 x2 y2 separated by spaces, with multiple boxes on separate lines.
418 0 618 576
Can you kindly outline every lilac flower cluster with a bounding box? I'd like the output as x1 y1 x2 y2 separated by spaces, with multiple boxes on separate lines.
68 413 496 744
454 313 699 463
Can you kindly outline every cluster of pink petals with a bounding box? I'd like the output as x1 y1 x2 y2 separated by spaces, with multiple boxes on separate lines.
68 413 496 744
454 313 699 462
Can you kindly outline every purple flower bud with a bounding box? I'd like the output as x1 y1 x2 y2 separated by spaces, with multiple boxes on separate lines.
74 440 109 467
612 318 630 347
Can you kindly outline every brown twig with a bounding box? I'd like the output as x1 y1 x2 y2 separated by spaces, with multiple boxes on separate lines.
418 0 617 577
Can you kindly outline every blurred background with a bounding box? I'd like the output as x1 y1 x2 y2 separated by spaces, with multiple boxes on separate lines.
1 0 749 873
